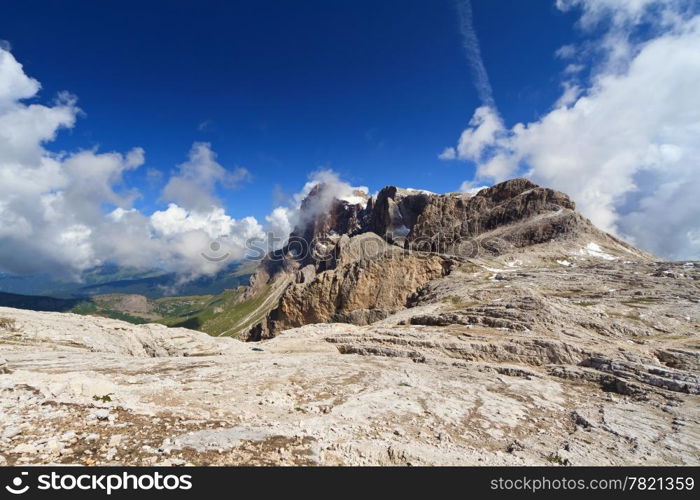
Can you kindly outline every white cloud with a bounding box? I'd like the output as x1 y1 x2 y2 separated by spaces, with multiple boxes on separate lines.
459 181 489 194
0 47 265 279
291 169 368 207
556 0 679 29
162 142 251 212
438 147 457 160
554 82 582 108
264 206 294 250
443 0 700 260
454 106 505 161
564 63 585 74
0 48 40 106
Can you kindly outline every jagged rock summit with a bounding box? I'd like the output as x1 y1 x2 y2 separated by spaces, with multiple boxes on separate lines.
247 178 649 339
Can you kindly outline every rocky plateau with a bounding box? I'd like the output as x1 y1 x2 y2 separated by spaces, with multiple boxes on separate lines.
0 178 698 466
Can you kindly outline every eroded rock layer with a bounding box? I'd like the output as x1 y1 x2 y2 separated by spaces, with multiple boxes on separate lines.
249 236 454 339
245 178 649 338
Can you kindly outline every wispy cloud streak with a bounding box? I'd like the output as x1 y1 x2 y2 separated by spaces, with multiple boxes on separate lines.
455 0 495 107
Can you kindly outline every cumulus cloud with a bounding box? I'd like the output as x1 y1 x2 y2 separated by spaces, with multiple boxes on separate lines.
264 206 295 249
148 204 263 276
453 105 505 161
0 47 264 279
162 142 251 212
441 0 700 260
0 46 369 280
0 48 39 106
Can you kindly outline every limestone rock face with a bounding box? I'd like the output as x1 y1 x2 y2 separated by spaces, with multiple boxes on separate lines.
369 186 432 242
244 178 648 339
365 179 579 251
263 178 585 274
407 179 576 246
248 236 453 340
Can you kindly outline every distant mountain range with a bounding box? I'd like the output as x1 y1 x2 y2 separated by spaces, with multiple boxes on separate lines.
0 261 259 329
0 261 256 299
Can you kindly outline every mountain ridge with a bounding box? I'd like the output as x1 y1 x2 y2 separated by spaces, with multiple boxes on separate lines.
245 178 653 339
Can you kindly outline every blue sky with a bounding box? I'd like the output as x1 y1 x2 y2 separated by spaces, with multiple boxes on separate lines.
0 0 698 277
1 0 580 221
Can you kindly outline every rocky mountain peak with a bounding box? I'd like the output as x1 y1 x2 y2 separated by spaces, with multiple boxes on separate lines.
290 182 370 246
286 177 584 257
246 177 649 340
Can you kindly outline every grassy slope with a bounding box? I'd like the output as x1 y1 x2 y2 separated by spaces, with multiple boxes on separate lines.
157 291 240 332
157 286 273 337
63 287 274 338
201 286 273 336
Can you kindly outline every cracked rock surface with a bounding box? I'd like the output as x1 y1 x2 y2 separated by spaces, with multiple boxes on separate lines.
1 257 698 467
